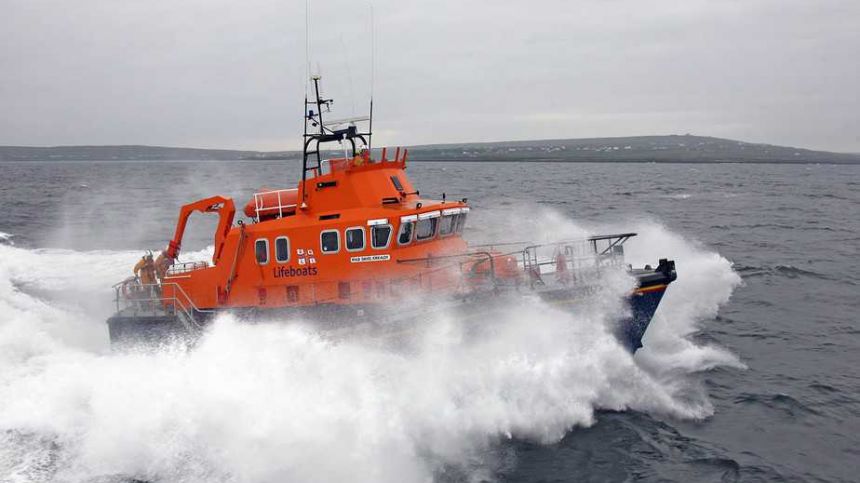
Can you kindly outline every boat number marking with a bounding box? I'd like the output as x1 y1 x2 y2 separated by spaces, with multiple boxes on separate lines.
350 254 391 263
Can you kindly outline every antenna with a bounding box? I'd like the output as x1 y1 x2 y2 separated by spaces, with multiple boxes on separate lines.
368 3 375 152
370 4 375 101
304 0 310 97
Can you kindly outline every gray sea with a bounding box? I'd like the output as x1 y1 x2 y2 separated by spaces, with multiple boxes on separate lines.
0 160 858 482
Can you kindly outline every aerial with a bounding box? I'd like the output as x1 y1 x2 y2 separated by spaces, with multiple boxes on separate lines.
1 1 858 482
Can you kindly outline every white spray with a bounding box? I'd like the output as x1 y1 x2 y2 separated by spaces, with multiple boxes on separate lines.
0 213 744 482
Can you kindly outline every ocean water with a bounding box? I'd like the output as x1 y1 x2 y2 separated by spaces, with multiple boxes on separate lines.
0 160 858 482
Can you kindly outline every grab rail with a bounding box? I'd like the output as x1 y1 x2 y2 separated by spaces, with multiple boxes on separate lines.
253 188 298 219
113 279 213 331
397 235 631 292
166 261 208 275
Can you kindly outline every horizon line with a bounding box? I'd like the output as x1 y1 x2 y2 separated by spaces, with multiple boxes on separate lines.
2 133 859 156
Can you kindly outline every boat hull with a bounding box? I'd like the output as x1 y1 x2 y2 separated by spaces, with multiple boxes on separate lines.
106 271 674 352
621 284 669 351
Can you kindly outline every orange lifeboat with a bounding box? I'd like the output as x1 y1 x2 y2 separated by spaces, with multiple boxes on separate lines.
105 73 678 354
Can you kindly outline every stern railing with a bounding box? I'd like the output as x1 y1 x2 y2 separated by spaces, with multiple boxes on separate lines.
112 279 214 332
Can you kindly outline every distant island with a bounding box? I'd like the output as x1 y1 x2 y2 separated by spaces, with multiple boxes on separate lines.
2 135 858 164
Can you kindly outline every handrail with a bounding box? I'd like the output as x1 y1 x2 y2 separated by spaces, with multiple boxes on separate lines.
225 222 246 296
164 281 214 314
113 279 213 332
254 188 298 196
115 281 213 314
471 232 637 250
254 188 298 219
166 261 208 276
396 251 497 264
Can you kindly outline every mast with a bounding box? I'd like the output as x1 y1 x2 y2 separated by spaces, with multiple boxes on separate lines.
300 75 372 204
299 4 375 205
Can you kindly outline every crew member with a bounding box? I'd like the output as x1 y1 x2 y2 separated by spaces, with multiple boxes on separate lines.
154 249 174 282
555 251 571 284
133 252 157 286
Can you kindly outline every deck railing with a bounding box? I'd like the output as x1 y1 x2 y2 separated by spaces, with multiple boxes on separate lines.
521 238 628 287
165 261 209 276
112 278 214 331
253 188 298 219
399 233 637 291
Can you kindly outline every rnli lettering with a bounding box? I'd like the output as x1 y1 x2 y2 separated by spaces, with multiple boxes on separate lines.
273 266 319 278
350 254 391 263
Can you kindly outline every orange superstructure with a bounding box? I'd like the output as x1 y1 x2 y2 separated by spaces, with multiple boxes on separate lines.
160 151 470 311
155 76 472 312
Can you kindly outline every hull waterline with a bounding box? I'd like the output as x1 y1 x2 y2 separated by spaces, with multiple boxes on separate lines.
107 270 675 353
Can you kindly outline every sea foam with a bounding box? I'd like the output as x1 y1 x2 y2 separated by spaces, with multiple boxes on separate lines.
0 213 742 482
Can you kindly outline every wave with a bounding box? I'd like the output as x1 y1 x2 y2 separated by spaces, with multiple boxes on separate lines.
710 222 853 234
733 393 820 418
712 222 797 230
803 192 857 202
734 263 832 281
0 215 743 482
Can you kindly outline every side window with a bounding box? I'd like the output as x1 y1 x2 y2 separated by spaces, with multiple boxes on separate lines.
255 239 269 265
439 215 455 236
345 227 365 252
371 224 392 249
455 211 469 233
390 176 404 191
320 230 340 253
275 236 290 263
398 221 414 245
416 217 438 241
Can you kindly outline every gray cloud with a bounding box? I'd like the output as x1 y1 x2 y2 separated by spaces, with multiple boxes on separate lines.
1 0 858 151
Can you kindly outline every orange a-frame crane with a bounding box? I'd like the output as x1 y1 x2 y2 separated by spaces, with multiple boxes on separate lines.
166 196 236 263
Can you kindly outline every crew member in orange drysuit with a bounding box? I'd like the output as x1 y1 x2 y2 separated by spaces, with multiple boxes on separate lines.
154 249 174 282
133 253 158 306
134 253 157 297
133 253 157 285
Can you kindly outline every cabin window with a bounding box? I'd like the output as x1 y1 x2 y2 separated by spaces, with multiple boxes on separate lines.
416 218 438 241
371 224 392 249
455 213 468 233
275 236 290 263
320 230 340 253
439 215 455 236
345 227 365 252
255 239 269 265
397 222 414 245
390 176 404 191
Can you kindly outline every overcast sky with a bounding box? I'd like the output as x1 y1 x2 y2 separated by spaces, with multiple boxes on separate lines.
2 0 858 152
